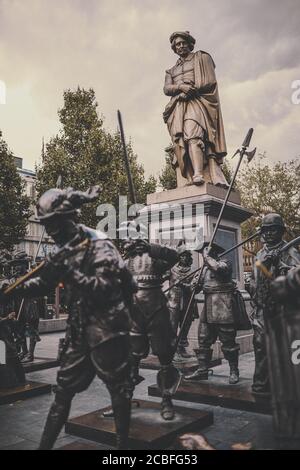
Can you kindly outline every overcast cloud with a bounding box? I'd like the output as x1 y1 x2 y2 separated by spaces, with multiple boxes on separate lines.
0 0 299 177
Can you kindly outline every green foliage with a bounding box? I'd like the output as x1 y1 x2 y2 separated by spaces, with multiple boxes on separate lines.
159 146 177 190
0 131 31 251
36 87 156 227
237 155 300 240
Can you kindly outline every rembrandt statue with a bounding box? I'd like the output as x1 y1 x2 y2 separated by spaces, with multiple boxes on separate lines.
163 31 228 188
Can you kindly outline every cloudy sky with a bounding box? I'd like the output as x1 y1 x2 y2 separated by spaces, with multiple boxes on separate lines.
0 0 299 177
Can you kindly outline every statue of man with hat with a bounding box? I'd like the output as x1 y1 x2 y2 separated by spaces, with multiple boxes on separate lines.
163 31 228 187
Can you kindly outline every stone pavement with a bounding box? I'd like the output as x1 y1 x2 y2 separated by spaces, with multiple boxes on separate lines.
0 332 280 450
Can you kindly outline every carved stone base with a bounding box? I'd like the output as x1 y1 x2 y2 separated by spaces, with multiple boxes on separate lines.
148 375 272 414
65 399 213 450
0 381 52 405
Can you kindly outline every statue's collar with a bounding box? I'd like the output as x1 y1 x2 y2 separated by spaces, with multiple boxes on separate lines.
176 52 194 66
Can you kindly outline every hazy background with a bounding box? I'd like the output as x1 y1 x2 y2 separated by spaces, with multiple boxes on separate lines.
0 0 299 176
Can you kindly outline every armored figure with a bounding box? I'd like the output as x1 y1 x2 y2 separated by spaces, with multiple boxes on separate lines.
163 31 228 187
8 252 41 363
119 223 181 420
1 186 136 450
0 255 26 387
258 236 300 445
185 242 240 384
18 297 41 363
167 247 198 361
249 213 300 397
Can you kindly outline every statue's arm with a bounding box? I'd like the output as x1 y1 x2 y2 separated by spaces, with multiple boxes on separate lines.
163 70 181 96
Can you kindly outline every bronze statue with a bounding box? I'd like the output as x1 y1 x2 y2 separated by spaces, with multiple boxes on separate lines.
166 246 198 361
0 186 136 450
184 242 240 384
163 31 228 187
256 235 300 446
248 213 300 397
7 252 41 363
118 221 181 421
0 254 26 387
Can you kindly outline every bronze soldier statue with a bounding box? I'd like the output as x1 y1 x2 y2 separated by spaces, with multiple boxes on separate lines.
0 186 136 450
8 252 41 363
248 213 300 397
0 254 26 387
258 243 300 446
163 31 228 187
118 221 181 421
167 245 198 361
185 242 240 384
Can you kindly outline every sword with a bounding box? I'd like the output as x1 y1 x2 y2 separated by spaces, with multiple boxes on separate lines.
117 110 137 206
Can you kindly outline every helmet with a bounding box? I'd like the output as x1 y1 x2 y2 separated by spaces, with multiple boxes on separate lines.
36 186 100 221
261 213 285 230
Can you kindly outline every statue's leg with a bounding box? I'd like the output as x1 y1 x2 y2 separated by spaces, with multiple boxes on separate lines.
184 320 216 381
219 325 240 384
129 331 149 386
184 119 205 185
252 322 270 396
39 343 95 449
150 305 177 420
93 336 133 450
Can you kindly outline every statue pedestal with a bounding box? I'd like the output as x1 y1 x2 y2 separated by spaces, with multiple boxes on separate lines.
65 400 213 450
144 183 254 358
0 380 52 405
148 376 272 415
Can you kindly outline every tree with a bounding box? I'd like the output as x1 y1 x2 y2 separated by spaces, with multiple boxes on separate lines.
36 88 156 227
159 146 177 190
0 131 31 251
159 146 233 191
237 155 300 240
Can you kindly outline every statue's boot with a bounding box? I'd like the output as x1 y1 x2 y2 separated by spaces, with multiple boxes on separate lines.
23 338 36 363
110 390 131 450
184 348 212 381
224 349 240 385
19 339 28 361
130 355 145 386
38 392 72 449
178 345 192 359
160 396 175 421
157 364 179 421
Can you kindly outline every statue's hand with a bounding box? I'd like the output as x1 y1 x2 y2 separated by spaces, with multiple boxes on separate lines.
179 83 196 95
